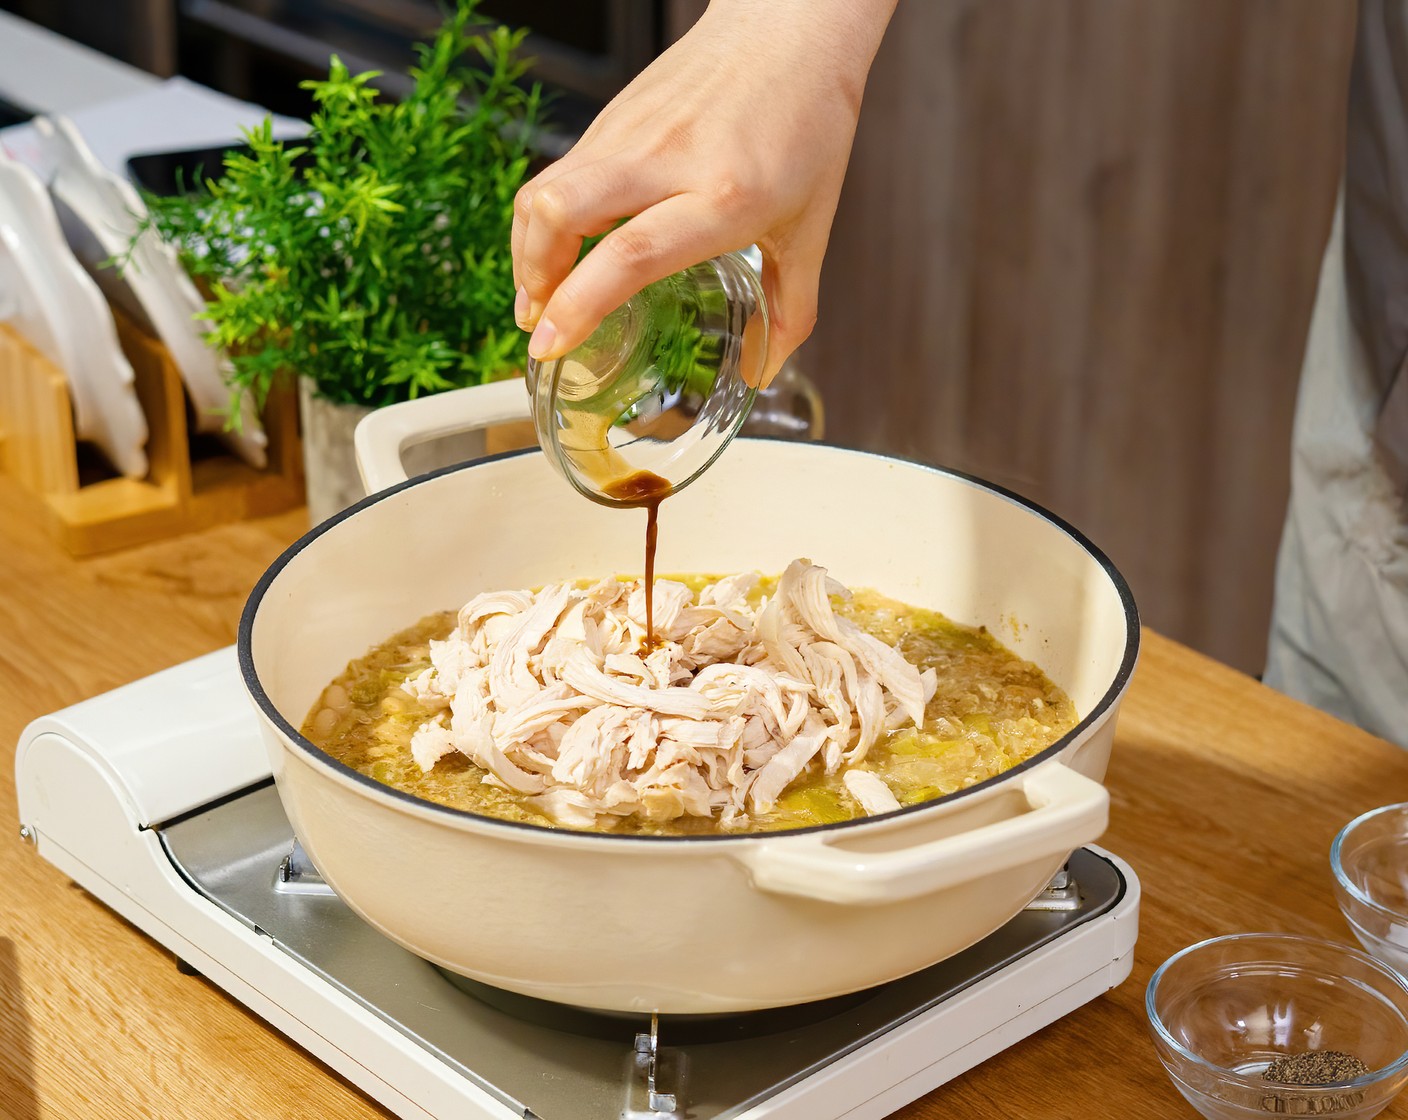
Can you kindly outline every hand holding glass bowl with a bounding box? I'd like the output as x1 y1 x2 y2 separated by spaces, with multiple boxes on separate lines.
525 249 768 506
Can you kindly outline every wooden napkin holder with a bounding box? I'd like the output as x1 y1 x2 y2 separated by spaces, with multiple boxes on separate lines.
0 311 303 555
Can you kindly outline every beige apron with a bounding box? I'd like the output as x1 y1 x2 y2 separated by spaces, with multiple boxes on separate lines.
1264 1 1408 746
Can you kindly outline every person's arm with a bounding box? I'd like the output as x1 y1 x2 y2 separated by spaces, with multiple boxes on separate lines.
511 0 897 385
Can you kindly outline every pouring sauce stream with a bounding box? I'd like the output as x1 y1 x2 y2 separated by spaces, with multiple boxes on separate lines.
603 470 672 648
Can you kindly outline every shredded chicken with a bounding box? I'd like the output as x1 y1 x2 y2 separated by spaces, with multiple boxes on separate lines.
402 560 937 829
843 768 903 816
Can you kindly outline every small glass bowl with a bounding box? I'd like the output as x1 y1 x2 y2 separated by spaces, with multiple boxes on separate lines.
525 250 765 507
1146 933 1408 1120
1332 803 1408 978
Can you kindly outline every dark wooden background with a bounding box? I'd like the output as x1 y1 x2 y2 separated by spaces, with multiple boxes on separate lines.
798 0 1357 675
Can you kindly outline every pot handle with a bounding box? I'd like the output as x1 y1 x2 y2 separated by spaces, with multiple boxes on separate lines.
737 762 1108 906
354 379 534 494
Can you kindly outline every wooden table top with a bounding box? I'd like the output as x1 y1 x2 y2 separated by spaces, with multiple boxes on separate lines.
2 475 1406 1120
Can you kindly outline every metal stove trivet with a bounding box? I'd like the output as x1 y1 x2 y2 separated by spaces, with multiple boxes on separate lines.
159 783 1130 1120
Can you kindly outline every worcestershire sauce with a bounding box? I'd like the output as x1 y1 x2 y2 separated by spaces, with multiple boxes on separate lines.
603 470 672 649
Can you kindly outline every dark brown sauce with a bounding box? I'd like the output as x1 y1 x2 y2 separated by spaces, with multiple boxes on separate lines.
603 470 672 648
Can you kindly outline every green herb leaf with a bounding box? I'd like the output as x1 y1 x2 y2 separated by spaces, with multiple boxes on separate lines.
138 0 545 415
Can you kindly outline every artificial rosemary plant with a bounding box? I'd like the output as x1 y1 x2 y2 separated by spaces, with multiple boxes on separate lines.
143 1 543 420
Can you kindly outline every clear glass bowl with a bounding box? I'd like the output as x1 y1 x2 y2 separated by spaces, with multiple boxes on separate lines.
1146 933 1408 1120
525 250 765 507
1332 803 1408 978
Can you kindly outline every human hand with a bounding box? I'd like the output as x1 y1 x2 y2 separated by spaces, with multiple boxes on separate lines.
511 0 896 385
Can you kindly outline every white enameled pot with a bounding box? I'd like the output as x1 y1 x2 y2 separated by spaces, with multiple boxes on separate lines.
238 379 1139 1014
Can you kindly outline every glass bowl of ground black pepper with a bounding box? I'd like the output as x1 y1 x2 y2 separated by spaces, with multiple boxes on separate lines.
1332 803 1408 979
1146 933 1408 1119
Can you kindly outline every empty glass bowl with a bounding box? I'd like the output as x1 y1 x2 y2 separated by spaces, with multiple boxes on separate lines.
1146 933 1408 1120
1332 803 1408 978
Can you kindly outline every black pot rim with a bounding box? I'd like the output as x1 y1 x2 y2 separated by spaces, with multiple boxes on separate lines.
238 438 1141 844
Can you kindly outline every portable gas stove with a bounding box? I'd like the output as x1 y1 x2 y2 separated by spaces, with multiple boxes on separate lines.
15 648 1140 1120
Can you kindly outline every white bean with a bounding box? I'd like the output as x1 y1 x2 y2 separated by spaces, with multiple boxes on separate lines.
311 707 338 737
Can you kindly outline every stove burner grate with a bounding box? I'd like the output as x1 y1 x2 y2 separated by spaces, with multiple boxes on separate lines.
158 783 1128 1120
437 969 874 1045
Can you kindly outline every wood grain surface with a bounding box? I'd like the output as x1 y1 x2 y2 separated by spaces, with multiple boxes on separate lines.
2 474 1406 1120
808 0 1356 677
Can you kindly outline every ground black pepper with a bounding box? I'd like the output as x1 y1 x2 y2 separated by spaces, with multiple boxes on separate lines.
1258 1050 1370 1115
1263 1051 1370 1085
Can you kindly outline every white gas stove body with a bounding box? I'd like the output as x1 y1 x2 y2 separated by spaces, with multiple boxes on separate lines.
15 647 1139 1120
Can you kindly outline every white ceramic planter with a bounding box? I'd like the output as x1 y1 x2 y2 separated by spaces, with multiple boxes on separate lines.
298 376 490 525
242 379 1139 1014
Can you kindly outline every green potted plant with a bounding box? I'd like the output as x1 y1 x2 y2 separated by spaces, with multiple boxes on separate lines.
143 0 543 522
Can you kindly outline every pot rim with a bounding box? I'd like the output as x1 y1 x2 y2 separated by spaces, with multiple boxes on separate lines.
238 438 1140 844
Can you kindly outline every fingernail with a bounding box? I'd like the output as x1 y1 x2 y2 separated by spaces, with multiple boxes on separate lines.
528 318 558 360
515 288 545 330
